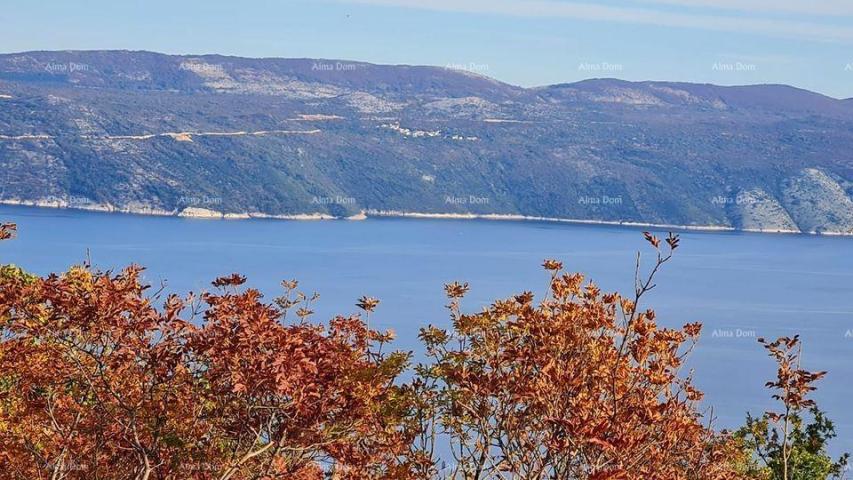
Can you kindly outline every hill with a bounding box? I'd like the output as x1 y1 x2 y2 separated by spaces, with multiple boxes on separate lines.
1 50 852 233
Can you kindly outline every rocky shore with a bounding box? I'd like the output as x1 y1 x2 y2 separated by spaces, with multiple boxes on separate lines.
3 199 851 236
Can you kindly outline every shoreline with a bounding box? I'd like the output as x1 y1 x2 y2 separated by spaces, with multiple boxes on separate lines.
1 200 849 237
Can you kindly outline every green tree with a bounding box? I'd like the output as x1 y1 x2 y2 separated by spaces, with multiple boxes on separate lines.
735 336 849 480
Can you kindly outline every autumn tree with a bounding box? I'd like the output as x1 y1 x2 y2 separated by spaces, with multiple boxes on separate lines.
0 261 200 479
0 225 414 480
183 276 414 479
735 336 849 480
407 232 746 479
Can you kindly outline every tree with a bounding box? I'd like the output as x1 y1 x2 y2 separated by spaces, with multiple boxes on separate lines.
0 262 198 479
183 275 413 479
0 224 414 479
408 233 747 479
735 336 849 480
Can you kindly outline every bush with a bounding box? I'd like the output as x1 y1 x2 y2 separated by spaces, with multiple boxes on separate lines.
733 336 849 480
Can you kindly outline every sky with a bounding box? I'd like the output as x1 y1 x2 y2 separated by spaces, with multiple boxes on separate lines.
2 0 852 98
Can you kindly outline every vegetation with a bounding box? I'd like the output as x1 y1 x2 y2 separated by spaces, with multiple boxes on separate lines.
4 51 853 234
734 337 849 480
0 222 847 479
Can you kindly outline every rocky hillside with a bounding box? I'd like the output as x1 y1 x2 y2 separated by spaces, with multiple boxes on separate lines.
1 50 852 233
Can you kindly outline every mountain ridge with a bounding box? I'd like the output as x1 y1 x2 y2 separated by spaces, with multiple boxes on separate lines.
5 49 851 100
1 50 852 234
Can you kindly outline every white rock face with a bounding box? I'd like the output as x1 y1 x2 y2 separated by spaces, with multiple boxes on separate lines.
380 123 440 138
119 201 174 216
731 188 799 233
181 60 348 99
293 114 344 121
589 87 664 106
345 92 405 114
783 168 853 234
178 207 224 219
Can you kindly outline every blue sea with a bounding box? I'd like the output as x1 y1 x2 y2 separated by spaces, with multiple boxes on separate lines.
2 204 852 454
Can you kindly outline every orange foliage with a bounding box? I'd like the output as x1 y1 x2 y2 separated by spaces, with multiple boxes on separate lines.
0 264 412 479
0 228 756 479
408 233 747 479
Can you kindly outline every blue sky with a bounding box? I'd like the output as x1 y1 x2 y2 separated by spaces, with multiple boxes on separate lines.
2 0 852 98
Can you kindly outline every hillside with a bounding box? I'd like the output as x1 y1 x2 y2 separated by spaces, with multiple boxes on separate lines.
1 50 852 233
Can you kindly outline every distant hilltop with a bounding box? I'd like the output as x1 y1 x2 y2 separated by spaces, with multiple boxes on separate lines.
0 50 852 234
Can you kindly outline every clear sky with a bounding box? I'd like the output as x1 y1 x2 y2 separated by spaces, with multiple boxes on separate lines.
2 0 852 98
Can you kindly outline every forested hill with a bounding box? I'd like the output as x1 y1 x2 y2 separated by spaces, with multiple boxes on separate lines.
1 50 852 233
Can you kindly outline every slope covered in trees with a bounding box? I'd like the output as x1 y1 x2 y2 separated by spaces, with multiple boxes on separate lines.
2 51 853 233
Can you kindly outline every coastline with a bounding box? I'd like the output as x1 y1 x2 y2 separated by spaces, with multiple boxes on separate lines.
0 199 848 237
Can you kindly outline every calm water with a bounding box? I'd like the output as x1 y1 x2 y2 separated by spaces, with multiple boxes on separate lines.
2 205 852 453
